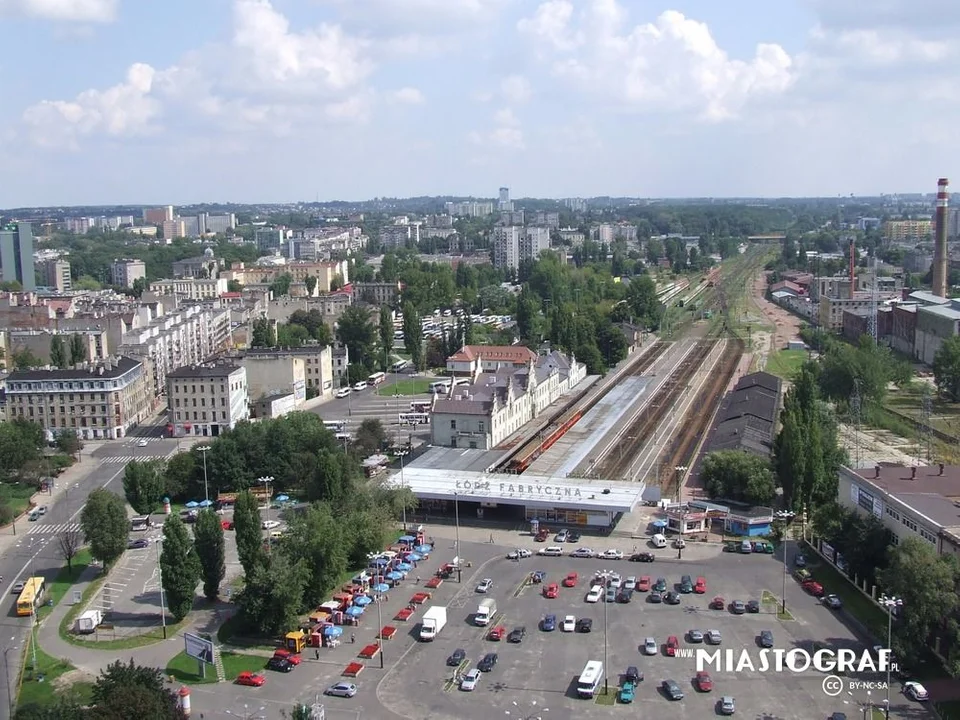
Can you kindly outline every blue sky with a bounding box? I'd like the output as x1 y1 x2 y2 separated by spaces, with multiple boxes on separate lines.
1 0 958 206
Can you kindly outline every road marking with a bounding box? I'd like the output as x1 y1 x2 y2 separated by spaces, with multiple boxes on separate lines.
26 522 83 536
98 455 171 464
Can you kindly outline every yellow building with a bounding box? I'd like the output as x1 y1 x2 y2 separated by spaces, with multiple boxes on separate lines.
883 220 932 241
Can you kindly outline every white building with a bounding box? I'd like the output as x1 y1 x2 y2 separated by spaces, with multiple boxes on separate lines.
110 259 147 288
241 345 333 400
431 345 587 449
523 227 551 258
150 277 228 300
493 226 523 270
167 363 249 438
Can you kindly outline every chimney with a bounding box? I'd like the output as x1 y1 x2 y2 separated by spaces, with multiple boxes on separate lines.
849 239 856 299
934 178 950 298
874 465 881 478
911 466 917 479
940 463 945 476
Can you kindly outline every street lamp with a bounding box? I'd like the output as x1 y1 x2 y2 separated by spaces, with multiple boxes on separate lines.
2 637 18 717
879 594 903 718
774 510 796 615
505 700 549 720
155 537 167 639
603 588 609 695
258 476 274 553
454 491 462 583
674 466 687 504
375 584 384 669
197 445 211 504
225 704 266 720
400 434 407 531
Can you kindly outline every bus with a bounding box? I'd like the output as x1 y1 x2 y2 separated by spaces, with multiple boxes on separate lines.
130 516 151 531
398 413 430 426
391 359 409 373
335 432 351 442
368 372 386 386
576 661 604 698
323 420 346 432
16 577 46 617
410 400 431 413
429 381 450 394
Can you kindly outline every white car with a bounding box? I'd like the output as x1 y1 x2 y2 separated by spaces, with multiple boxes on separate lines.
585 585 603 603
37 506 47 516
624 576 637 591
706 629 723 645
570 547 595 558
643 637 657 655
538 546 564 557
262 520 281 530
904 681 929 701
335 388 351 398
561 615 576 632
673 537 686 549
600 549 623 560
476 578 493 593
137 439 148 447
460 668 481 692
608 576 622 590
352 381 368 391
507 549 532 559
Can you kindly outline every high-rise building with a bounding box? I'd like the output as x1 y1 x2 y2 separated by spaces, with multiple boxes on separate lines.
498 187 514 212
200 213 236 235
0 222 36 291
493 226 522 269
111 259 147 288
161 219 186 240
256 228 284 253
40 259 71 292
523 227 551 259
144 206 174 225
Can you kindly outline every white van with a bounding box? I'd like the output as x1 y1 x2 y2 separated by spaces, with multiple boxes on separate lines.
651 534 668 548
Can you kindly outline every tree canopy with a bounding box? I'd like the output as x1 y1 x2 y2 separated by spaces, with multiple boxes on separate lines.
700 450 776 506
80 489 129 567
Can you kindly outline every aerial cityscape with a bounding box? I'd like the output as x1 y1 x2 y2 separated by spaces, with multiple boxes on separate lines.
1 1 959 720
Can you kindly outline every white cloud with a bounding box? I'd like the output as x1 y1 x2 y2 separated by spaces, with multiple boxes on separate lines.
500 75 531 103
391 87 424 104
471 107 524 149
0 0 117 22
319 0 504 35
518 1 794 121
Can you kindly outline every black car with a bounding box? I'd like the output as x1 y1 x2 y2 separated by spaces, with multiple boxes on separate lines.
478 653 498 672
616 589 633 603
507 627 527 643
567 531 582 543
624 665 643 684
648 591 663 604
746 599 760 613
662 679 684 700
127 539 149 549
629 552 655 562
759 630 774 648
266 657 294 673
664 591 681 605
447 648 466 666
679 575 693 593
576 618 593 633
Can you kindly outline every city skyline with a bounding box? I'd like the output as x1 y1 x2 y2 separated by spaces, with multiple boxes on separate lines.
1 0 958 205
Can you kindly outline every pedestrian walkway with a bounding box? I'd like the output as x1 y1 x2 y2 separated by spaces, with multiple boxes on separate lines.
99 454 172 464
26 521 83 536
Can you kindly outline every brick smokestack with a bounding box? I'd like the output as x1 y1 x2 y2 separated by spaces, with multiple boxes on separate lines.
849 239 856 299
934 178 950 298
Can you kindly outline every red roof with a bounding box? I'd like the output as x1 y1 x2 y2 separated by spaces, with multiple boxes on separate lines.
220 292 241 298
447 345 538 364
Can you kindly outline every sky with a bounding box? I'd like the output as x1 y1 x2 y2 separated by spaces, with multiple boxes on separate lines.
1 0 959 206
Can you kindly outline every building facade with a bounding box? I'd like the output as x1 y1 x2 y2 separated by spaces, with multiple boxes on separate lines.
150 277 228 300
0 223 35 291
6 356 153 439
255 228 284 253
352 282 401 306
883 220 932 241
915 302 960 365
39 259 71 292
111 260 147 288
167 364 249 437
240 354 307 406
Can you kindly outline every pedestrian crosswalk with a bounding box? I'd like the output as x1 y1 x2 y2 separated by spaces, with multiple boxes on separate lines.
27 522 82 536
100 454 171 465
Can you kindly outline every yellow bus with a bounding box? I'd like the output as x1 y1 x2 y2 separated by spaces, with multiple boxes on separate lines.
16 577 45 617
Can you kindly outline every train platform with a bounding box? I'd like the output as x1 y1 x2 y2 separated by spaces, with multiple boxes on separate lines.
493 375 600 451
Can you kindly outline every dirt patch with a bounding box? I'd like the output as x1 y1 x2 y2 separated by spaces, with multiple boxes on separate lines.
52 668 96 693
751 272 805 356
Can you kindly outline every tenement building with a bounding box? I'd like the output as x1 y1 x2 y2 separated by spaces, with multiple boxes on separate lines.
166 363 249 438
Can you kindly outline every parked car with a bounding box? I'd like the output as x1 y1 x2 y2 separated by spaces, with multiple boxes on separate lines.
643 637 658 655
506 548 532 559
236 672 266 687
666 636 680 656
568 531 582 543
664 591 681 605
694 576 706 594
706 629 723 645
460 668 481 691
823 594 842 609
600 549 623 560
696 671 713 692
507 627 526 644
585 585 603 603
710 596 725 610
653 577 667 592
538 546 564 556
679 575 693 593
688 629 704 643
662 679 684 700
759 630 774 648
623 576 637 591
335 388 351 398
605 587 617 603
261 520 281 530
325 682 357 697
576 618 593 633
554 530 569 543
541 614 556 632
648 591 663 604
531 570 546 583
478 653 498 672
638 576 651 592
616 589 633 603
619 679 636 703
731 600 746 614
571 547 595 558
904 681 929 701
719 695 736 714
266 657 294 673
795 554 807 568
476 578 493 593
746 599 760 613
535 529 549 542
544 583 559 599
562 572 578 587
624 666 643 684
628 552 655 562
487 626 506 641
447 648 466 666
803 580 825 597
561 615 576 632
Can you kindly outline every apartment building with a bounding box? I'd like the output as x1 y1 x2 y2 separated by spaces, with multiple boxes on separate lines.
242 344 333 398
915 301 960 365
0 223 35 291
150 277 228 300
6 356 153 440
222 260 348 293
161 219 186 240
883 220 933 241
522 227 551 259
6 328 106 364
256 228 284 253
118 302 231 398
381 224 420 250
431 346 587 449
445 201 494 217
352 282 402 306
39 259 71 292
167 363 249 437
144 206 174 224
493 226 551 270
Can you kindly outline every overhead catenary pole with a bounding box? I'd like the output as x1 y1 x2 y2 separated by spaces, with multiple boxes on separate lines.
198 445 211 504
258 476 274 553
156 537 167 639
880 595 902 719
2 636 17 717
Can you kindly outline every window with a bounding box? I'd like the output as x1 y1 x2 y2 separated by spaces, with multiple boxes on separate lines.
478 421 485 433
890 533 899 546
885 506 900 522
903 517 918 532
450 420 457 430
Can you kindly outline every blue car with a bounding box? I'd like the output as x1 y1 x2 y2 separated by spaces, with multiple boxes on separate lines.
541 613 556 631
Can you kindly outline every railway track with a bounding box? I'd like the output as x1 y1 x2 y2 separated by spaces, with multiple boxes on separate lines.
593 338 720 481
501 340 669 473
657 338 745 498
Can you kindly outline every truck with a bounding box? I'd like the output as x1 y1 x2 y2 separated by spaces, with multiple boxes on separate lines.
475 598 497 626
75 609 103 634
419 606 447 641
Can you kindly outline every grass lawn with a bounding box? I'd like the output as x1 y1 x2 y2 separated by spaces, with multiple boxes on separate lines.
17 630 79 709
594 687 616 705
165 650 266 684
37 548 93 620
802 552 888 636
766 349 807 380
377 378 432 396
1 482 39 521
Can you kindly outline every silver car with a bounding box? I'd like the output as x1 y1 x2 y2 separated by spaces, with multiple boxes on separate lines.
688 629 704 643
326 682 358 698
643 637 657 655
706 629 722 645
460 668 481 691
719 695 736 714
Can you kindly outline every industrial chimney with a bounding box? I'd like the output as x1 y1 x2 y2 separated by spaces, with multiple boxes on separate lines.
933 178 950 298
848 239 856 299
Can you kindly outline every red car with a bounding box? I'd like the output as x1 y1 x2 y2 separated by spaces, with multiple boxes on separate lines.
535 529 549 542
236 671 266 687
562 572 578 588
544 583 559 599
802 580 824 597
709 596 725 610
488 625 506 641
272 649 301 665
696 671 713 692
694 576 706 594
221 520 234 530
637 576 651 592
666 636 679 657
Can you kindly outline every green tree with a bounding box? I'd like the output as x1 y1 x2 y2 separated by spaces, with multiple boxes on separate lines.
130 276 147 299
402 302 424 370
269 273 293 297
80 489 128 566
55 429 82 457
159 515 201 621
90 659 184 719
378 306 394 370
163 451 197 500
337 305 377 370
235 552 307 636
304 275 318 295
15 698 85 720
234 490 266 576
700 450 776 505
933 335 960 401
283 502 348 606
515 286 540 342
355 418 386 456
68 334 87 364
227 279 243 292
193 508 226 600
50 336 67 368
122 459 167 515
251 317 276 348
13 348 41 370
625 274 660 328
284 705 314 720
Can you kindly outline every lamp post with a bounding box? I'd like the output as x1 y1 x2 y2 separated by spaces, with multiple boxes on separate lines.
258 476 274 553
400 434 407 531
225 704 266 720
505 700 548 720
454 491 462 583
674 466 687 504
880 594 902 719
155 537 167 639
2 637 17 717
197 445 211 504
774 510 796 615
603 588 609 695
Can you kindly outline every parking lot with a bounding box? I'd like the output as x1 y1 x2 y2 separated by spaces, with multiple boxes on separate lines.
374 542 921 720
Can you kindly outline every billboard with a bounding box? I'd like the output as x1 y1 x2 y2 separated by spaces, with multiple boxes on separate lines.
184 632 214 664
